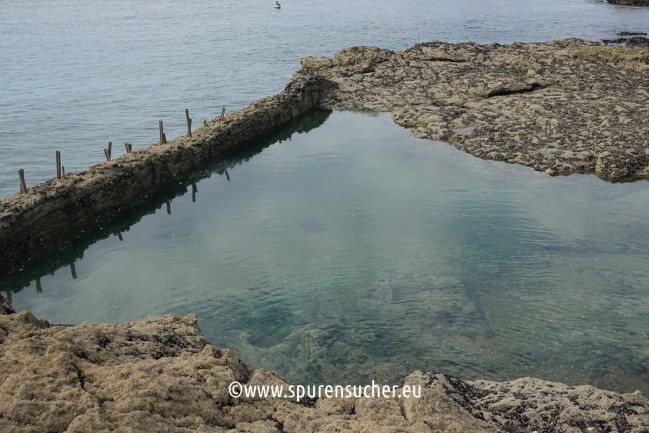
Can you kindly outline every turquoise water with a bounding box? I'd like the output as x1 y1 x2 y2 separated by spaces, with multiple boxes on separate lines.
2 0 649 197
6 111 649 394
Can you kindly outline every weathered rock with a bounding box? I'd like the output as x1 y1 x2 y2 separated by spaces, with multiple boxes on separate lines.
0 300 648 432
296 39 649 182
331 46 394 69
300 56 332 70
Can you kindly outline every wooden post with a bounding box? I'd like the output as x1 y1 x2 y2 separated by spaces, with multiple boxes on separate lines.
124 142 132 153
56 151 61 179
18 169 27 194
221 106 226 119
185 109 192 137
61 166 66 178
191 183 197 203
165 200 171 215
103 141 112 161
70 261 77 279
117 232 123 241
159 121 167 144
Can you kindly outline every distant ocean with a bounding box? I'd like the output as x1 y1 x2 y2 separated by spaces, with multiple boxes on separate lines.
1 0 649 198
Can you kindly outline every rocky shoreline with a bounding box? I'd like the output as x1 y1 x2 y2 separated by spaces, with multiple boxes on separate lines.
1 295 648 433
2 39 649 274
3 39 649 431
298 39 649 181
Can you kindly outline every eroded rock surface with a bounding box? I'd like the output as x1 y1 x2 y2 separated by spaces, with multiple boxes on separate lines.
1 295 647 433
298 39 649 181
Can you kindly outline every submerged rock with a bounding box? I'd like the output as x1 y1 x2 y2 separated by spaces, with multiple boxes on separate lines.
0 298 647 432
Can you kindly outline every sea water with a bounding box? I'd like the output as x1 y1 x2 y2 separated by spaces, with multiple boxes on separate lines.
6 111 649 395
2 0 649 197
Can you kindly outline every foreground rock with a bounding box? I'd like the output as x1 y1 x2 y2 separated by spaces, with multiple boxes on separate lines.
298 39 649 181
1 297 647 433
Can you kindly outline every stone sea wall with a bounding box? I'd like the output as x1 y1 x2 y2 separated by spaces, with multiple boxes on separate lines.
0 76 328 274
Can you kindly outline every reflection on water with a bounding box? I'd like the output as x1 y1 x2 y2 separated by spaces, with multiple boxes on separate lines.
6 111 649 395
0 110 331 298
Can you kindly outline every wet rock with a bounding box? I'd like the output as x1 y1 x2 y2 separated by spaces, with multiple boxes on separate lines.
604 36 649 47
0 293 14 315
620 36 649 47
607 0 649 5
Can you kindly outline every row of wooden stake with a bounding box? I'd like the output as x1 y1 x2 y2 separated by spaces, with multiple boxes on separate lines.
17 107 227 194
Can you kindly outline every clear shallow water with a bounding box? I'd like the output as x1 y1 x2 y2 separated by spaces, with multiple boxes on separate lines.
6 111 649 394
2 0 649 197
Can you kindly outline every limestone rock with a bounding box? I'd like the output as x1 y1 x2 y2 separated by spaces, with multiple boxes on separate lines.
331 46 394 70
300 56 332 71
0 298 648 432
299 39 649 182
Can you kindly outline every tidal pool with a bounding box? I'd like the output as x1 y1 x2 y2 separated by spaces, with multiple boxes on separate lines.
6 110 649 394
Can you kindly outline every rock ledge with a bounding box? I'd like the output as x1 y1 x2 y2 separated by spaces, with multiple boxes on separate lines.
299 39 649 181
1 295 647 433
